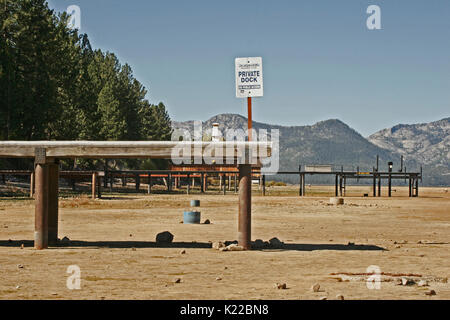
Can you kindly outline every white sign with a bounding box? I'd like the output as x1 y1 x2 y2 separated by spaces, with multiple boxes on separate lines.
235 57 263 98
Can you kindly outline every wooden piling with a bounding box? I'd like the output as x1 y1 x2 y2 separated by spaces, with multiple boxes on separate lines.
238 164 251 250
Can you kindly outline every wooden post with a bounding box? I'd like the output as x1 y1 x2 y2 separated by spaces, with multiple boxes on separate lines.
388 173 392 197
148 173 152 194
408 177 412 197
48 162 59 245
30 172 35 198
234 173 237 193
339 175 343 196
187 173 190 195
34 163 49 250
98 175 102 199
302 174 306 196
135 174 140 192
335 174 338 197
415 178 419 197
373 170 376 197
200 173 204 193
378 174 381 197
262 174 266 196
92 173 97 199
223 174 226 195
238 164 251 250
299 173 303 197
204 174 207 192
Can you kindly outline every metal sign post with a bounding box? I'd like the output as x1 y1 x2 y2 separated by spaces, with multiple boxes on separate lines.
235 57 264 249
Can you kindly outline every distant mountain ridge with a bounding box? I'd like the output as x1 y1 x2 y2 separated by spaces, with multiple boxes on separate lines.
172 114 449 186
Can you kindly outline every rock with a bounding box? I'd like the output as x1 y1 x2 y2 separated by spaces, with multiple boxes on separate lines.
224 266 228 270
131 247 136 251
129 234 133 237
330 197 344 205
174 278 182 284
311 283 320 292
20 244 24 249
212 241 225 250
269 237 284 248
219 247 229 252
226 243 244 251
418 280 428 287
347 242 355 246
216 277 222 281
180 250 186 254
17 264 24 269
204 219 211 225
8 239 12 243
425 290 436 296
61 236 70 243
276 283 287 290
395 245 401 248
156 231 174 244
401 278 415 286
15 286 21 289
320 297 327 300
252 239 266 249
336 294 345 300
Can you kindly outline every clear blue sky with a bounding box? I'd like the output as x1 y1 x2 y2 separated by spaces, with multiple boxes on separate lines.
47 0 450 136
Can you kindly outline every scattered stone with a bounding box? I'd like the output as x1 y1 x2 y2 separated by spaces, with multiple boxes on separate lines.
418 280 428 287
252 239 266 249
129 234 133 237
319 297 327 300
219 247 229 252
212 242 226 250
20 244 24 249
227 243 244 251
330 197 344 205
61 236 70 243
347 242 355 246
179 221 184 224
336 294 345 300
156 231 174 244
51 292 58 296
276 283 287 290
204 219 211 225
131 247 136 251
401 278 415 286
15 286 21 290
174 278 182 284
425 290 436 296
224 266 228 270
311 283 320 292
269 237 284 248
216 277 222 281
17 264 24 269
395 245 402 248
180 250 186 255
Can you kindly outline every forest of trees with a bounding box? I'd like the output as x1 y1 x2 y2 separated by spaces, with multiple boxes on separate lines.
0 0 172 170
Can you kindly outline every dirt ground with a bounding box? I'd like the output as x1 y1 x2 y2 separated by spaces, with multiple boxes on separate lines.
0 185 449 300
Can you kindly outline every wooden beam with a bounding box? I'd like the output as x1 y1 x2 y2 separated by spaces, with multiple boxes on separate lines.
0 141 272 160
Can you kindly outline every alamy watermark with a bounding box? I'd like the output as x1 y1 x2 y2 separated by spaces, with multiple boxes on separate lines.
171 121 280 174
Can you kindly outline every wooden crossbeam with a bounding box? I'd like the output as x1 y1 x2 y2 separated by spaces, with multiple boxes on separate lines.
0 141 272 160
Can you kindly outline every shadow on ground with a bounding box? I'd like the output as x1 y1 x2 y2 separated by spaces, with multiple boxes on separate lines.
0 240 386 251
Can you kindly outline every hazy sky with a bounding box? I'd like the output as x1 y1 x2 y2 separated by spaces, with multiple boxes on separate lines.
47 0 450 136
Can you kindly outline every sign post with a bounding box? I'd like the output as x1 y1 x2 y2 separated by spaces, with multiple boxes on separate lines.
235 57 263 250
235 57 263 142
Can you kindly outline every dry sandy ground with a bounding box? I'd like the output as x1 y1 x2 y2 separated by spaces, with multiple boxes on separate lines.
0 186 449 300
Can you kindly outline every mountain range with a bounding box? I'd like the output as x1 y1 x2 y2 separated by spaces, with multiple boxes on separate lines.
172 114 449 186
